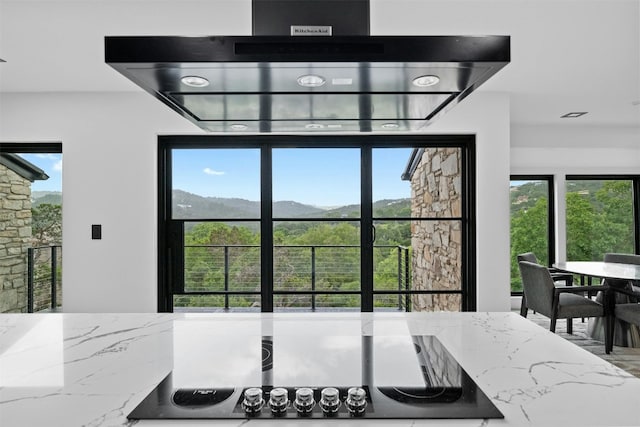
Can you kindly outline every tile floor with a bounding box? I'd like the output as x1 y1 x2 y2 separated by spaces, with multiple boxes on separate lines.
524 312 640 378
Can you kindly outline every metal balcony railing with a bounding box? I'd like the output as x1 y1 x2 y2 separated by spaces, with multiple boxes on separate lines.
183 244 411 311
27 245 62 313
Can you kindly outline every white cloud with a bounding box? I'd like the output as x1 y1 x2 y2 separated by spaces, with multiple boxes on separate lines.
203 168 225 176
53 159 62 172
35 154 58 160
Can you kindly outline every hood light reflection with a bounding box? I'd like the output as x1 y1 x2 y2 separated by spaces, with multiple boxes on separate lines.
305 123 325 130
381 123 399 129
181 76 210 88
297 74 326 88
412 75 440 87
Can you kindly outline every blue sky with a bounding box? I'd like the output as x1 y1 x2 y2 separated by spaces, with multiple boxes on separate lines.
18 153 63 192
172 148 413 207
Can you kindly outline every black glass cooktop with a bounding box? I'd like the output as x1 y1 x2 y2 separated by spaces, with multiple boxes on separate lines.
128 334 502 420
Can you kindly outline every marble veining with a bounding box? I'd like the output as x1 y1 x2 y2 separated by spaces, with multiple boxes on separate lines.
1 312 640 426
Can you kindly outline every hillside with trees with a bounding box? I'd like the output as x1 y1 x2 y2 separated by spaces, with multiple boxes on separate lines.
510 180 634 291
174 190 412 310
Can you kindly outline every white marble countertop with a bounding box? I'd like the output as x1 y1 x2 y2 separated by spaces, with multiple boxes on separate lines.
1 311 639 426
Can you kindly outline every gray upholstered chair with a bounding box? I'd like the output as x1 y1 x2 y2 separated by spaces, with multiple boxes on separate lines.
605 289 640 354
605 287 640 353
604 252 640 266
602 253 640 354
516 252 575 327
518 261 609 341
517 252 574 285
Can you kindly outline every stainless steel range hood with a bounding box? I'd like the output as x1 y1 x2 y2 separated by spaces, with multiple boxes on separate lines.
105 0 509 133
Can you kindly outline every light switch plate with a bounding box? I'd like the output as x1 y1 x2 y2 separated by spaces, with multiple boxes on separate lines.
92 224 102 240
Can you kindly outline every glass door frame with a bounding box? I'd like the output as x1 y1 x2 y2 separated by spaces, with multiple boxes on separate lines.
157 135 476 313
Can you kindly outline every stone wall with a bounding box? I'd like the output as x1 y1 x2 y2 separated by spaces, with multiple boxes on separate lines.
0 165 32 313
410 148 462 312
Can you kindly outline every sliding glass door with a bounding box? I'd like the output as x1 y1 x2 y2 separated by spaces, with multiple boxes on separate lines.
158 135 475 313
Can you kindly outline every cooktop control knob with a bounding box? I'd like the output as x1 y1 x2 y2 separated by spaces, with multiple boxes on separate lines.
346 387 367 416
268 387 289 415
319 387 341 415
293 387 315 414
241 387 264 414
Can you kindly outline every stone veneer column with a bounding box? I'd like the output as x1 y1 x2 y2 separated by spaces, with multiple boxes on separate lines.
0 166 33 313
410 148 462 312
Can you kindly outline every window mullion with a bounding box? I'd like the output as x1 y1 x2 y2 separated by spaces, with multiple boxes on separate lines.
261 145 274 312
361 146 373 312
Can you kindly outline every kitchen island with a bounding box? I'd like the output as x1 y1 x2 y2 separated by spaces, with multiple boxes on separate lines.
1 312 639 426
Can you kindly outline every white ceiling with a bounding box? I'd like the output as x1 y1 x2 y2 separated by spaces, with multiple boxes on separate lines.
0 0 638 128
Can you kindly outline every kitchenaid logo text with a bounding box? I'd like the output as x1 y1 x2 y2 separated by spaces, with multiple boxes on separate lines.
291 26 333 36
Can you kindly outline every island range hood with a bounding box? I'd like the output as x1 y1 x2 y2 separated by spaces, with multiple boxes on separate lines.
105 0 509 133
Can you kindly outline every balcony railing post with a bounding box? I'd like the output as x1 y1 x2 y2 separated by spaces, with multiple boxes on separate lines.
224 246 230 310
404 247 410 312
397 247 402 311
311 246 316 311
50 246 58 310
27 247 34 313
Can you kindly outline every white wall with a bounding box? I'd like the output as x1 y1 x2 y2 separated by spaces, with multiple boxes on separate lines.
0 92 199 312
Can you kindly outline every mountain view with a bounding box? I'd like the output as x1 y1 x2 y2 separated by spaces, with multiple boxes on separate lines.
32 191 62 207
172 189 411 219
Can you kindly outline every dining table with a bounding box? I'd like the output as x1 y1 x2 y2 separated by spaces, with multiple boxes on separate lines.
553 261 640 347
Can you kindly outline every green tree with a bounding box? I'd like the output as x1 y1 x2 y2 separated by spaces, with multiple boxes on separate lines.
510 197 548 291
566 192 597 260
32 203 62 245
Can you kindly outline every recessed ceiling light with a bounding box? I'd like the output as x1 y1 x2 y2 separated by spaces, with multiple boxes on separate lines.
561 112 588 118
297 74 326 88
305 123 325 130
181 76 209 88
412 75 440 87
229 124 248 131
381 123 399 129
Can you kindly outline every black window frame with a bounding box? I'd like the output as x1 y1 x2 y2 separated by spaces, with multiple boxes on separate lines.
509 174 555 296
158 135 476 313
566 174 640 257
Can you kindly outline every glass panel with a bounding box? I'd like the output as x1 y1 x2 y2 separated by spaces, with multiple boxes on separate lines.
0 153 63 313
374 294 408 312
173 295 261 312
272 148 360 217
372 148 412 218
566 179 634 261
274 294 360 312
172 149 260 219
373 220 411 292
392 147 462 218
510 179 550 292
273 221 360 292
184 221 260 293
175 93 453 121
410 221 462 298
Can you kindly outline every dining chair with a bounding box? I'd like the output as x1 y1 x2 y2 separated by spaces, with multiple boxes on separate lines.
516 252 575 327
605 286 640 354
518 261 609 343
602 253 640 353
